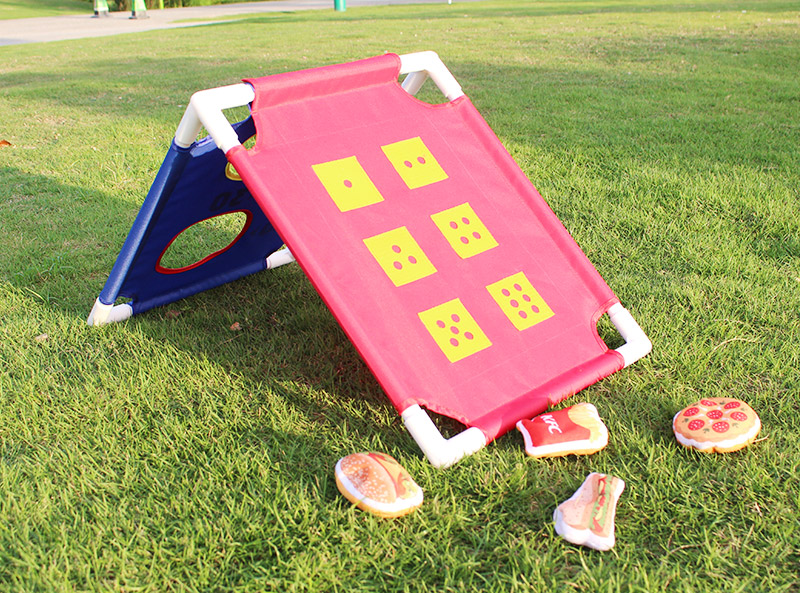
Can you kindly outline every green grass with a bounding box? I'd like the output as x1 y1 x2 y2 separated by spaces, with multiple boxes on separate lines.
0 0 88 19
1 0 799 591
0 0 281 19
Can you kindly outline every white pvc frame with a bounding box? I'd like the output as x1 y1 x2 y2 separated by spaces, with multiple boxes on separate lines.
174 50 464 153
87 299 133 325
94 51 652 468
88 55 460 323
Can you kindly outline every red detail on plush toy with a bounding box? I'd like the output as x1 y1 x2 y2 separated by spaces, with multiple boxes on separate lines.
683 407 700 417
712 421 730 433
522 410 590 445
730 412 748 422
700 399 717 407
688 420 705 431
707 410 723 420
516 403 608 458
724 401 741 409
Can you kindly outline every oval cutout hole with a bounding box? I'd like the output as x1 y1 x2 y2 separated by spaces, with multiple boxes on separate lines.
157 210 252 274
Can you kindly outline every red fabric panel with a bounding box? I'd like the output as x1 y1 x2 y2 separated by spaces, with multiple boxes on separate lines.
470 350 623 439
245 53 401 111
230 54 622 442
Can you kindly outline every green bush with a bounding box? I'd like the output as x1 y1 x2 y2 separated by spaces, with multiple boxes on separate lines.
100 0 268 11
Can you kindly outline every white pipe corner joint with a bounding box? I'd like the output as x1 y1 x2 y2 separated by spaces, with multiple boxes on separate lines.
402 404 487 469
265 248 296 270
87 298 133 326
398 51 464 101
175 83 255 152
608 303 652 367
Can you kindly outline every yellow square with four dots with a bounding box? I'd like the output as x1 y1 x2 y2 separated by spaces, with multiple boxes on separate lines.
431 202 499 259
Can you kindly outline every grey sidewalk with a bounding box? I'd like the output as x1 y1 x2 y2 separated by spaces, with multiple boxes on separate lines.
0 0 475 46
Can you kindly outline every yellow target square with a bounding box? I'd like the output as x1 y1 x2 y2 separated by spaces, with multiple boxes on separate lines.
381 137 448 189
418 298 492 363
486 272 554 331
431 203 499 259
312 156 384 212
363 227 437 287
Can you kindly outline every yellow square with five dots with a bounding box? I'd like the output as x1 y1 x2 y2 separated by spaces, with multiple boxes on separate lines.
363 227 437 287
312 156 384 212
381 137 448 189
486 271 554 331
418 298 492 363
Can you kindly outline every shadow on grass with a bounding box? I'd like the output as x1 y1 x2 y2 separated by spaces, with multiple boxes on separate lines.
0 163 404 465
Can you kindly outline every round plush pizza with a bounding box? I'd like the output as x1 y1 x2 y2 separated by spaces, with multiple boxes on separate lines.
672 397 761 453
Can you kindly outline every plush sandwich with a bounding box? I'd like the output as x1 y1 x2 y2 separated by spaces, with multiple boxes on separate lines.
334 452 423 518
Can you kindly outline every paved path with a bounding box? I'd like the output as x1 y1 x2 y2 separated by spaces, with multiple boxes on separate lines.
0 0 472 46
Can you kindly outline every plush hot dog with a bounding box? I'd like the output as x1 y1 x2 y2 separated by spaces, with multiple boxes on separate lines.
553 472 625 551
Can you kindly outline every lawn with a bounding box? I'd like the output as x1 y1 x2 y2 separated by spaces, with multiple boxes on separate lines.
0 0 88 19
1 0 799 591
0 0 283 19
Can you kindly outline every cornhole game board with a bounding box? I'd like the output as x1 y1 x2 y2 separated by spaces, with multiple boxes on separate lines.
89 52 651 468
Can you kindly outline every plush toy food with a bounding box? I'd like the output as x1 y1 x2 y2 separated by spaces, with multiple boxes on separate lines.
334 452 423 518
553 472 625 551
516 403 609 458
672 397 761 453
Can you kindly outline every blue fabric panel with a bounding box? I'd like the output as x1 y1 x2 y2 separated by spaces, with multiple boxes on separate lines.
98 117 284 314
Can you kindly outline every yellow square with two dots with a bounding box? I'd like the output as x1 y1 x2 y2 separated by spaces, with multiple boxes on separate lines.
381 137 448 190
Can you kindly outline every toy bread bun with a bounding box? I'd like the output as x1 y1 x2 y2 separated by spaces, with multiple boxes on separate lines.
554 472 625 551
335 452 423 518
516 403 609 458
672 397 761 453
